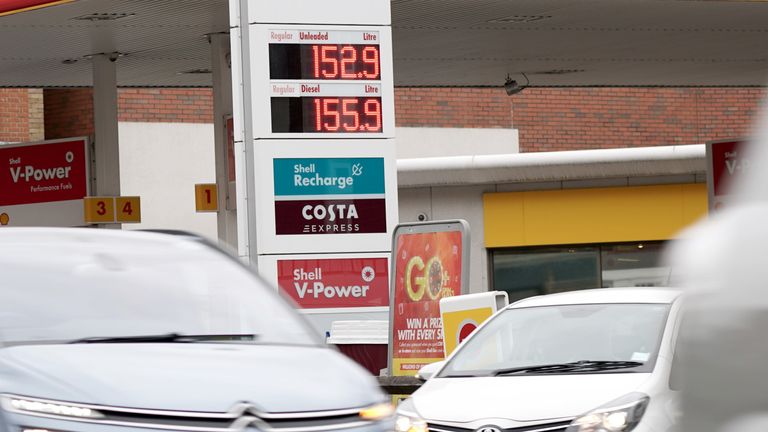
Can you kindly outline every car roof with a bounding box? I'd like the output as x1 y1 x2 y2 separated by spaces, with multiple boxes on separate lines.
0 227 211 254
507 287 683 309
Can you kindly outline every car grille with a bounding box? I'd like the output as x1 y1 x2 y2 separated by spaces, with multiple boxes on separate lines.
428 420 573 432
96 408 369 431
2 395 375 432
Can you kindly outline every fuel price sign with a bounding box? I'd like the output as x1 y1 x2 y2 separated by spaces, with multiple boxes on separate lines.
252 25 394 138
244 20 396 257
270 82 382 133
269 42 380 80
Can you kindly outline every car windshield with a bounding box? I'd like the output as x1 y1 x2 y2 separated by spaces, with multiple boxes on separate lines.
0 232 319 347
440 303 671 376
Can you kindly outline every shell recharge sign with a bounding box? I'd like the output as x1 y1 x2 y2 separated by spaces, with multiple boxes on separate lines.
0 138 89 227
388 221 470 376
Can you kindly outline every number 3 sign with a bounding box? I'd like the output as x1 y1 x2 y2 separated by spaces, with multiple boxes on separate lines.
83 196 141 224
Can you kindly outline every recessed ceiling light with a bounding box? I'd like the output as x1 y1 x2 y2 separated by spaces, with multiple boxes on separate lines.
177 69 212 75
533 69 586 75
487 15 551 24
71 12 135 21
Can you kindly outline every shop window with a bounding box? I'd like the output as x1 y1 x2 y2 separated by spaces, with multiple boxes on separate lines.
490 242 666 302
601 242 668 288
491 247 600 303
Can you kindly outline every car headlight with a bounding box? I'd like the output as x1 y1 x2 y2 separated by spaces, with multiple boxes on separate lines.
566 393 649 432
395 413 428 432
0 395 104 419
359 402 395 421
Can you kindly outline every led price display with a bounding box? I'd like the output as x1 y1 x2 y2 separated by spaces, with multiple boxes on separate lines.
270 44 381 80
272 97 382 133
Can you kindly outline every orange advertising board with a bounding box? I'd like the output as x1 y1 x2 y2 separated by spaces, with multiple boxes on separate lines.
388 221 469 376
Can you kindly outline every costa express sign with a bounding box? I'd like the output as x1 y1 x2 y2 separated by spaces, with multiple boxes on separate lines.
277 257 389 308
274 198 386 235
0 0 74 16
0 139 88 206
391 230 463 375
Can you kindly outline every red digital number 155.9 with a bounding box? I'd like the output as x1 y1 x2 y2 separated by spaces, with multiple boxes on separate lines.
312 98 381 132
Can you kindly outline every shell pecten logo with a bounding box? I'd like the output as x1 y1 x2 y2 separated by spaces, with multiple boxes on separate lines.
0 213 9 226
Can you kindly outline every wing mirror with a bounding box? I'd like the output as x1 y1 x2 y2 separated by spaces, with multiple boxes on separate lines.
416 360 445 381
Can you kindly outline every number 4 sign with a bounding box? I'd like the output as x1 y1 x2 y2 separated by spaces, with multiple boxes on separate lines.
115 196 141 223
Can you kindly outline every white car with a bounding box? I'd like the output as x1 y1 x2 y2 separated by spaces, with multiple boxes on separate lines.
397 288 683 432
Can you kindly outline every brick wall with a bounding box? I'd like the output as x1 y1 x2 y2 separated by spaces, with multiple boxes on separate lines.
41 86 765 152
395 87 511 129
0 89 32 143
510 88 765 152
27 89 44 141
118 88 213 123
44 88 93 140
44 88 213 140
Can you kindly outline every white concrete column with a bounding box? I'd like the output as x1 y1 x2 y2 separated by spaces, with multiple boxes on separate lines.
92 53 121 198
210 33 238 248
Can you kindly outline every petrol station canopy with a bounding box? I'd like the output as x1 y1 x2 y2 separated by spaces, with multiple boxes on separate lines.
0 0 767 88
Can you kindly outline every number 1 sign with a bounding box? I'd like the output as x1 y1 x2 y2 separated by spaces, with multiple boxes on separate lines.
195 183 219 212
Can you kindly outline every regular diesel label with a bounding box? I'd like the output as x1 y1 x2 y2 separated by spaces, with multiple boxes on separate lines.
277 257 389 308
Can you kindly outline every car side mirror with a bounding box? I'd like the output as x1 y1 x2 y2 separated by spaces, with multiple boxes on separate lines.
416 360 445 381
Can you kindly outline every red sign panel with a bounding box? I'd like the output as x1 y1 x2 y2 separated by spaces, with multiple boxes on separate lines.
226 116 236 183
0 0 73 16
707 139 747 210
274 198 386 235
277 257 389 308
711 140 744 197
391 231 463 375
0 139 88 207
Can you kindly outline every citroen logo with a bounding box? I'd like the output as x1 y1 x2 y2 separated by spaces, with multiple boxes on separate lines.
476 426 503 432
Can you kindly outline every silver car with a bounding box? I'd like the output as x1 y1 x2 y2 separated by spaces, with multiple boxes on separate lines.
0 228 393 432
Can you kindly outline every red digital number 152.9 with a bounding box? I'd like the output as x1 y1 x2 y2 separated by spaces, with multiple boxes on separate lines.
311 45 380 80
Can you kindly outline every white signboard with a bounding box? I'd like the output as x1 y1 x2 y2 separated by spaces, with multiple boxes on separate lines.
250 24 395 139
229 0 397 286
254 140 397 255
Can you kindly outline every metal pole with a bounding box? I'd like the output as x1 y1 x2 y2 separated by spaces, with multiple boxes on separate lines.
91 53 121 228
231 0 258 267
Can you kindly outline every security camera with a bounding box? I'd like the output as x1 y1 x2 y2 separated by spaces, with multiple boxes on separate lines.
108 52 120 62
504 77 523 96
417 213 429 222
504 73 529 96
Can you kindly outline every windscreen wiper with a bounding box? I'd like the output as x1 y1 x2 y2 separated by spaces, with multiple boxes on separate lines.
68 333 258 344
441 372 487 378
493 360 644 376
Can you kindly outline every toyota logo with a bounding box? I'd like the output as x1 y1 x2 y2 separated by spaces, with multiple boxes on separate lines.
476 426 503 432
